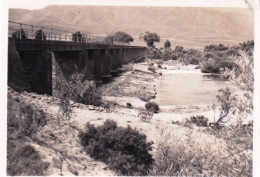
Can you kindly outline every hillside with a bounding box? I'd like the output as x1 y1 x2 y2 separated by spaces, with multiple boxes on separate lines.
9 6 254 48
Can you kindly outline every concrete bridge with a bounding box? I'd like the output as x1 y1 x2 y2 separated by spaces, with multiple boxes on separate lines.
8 21 146 96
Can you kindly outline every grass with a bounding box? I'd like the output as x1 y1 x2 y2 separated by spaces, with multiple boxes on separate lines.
7 90 49 175
7 144 49 176
150 126 252 176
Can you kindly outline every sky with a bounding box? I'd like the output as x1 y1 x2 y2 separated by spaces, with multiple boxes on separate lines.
6 0 257 10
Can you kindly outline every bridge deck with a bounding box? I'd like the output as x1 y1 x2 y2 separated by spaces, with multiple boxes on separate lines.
10 38 144 51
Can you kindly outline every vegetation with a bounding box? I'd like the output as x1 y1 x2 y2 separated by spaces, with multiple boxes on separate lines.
56 73 102 106
145 101 159 113
8 98 47 137
162 48 173 60
79 120 154 175
164 39 171 48
7 93 49 176
138 109 154 121
105 31 134 43
35 29 46 40
126 102 132 109
7 144 49 176
146 47 162 59
140 31 160 47
12 29 27 39
150 129 252 176
186 115 208 127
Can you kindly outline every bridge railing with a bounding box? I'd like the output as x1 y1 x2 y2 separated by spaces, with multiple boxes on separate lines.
8 21 129 46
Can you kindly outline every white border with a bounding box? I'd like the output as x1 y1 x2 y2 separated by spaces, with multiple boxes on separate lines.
1 0 259 177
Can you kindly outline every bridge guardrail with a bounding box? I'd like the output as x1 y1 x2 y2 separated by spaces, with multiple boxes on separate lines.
8 21 130 46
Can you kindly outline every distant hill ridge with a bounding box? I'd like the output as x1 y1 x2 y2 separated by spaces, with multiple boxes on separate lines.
9 6 254 48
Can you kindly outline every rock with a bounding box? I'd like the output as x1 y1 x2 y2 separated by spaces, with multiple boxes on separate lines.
89 106 95 110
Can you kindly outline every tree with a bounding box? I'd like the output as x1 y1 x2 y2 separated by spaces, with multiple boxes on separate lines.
139 31 160 47
35 29 46 40
164 39 171 48
105 31 134 43
12 29 27 39
175 46 184 52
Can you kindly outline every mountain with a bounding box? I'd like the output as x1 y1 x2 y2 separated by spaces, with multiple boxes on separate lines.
9 6 254 48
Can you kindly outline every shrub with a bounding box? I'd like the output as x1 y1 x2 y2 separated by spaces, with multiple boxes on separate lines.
138 110 153 121
150 129 252 176
147 47 162 59
189 58 199 65
18 102 47 136
148 66 156 73
7 144 49 176
58 92 72 120
126 102 132 109
187 115 208 127
79 120 154 175
56 73 102 106
102 101 117 112
164 39 171 48
201 59 220 73
162 48 172 60
145 101 159 113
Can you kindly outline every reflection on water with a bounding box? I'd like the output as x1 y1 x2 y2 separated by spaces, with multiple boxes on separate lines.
154 74 239 106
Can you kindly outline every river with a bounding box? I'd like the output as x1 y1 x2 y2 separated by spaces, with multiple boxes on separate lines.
154 73 239 106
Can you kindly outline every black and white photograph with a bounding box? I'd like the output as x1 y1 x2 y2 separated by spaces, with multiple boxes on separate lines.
1 0 260 176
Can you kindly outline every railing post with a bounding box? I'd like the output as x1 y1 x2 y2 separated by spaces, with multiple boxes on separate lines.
31 25 33 39
51 28 52 40
41 27 43 40
19 23 22 39
31 25 34 49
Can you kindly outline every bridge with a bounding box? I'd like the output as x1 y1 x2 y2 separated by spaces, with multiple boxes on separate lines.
8 21 146 96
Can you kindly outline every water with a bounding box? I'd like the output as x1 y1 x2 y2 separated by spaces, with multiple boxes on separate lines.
154 74 239 106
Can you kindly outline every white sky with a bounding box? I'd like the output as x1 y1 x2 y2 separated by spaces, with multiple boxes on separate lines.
6 0 258 10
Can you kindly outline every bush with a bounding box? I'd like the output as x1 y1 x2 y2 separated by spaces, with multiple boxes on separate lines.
189 58 199 65
147 47 162 59
126 102 132 109
138 110 153 121
7 144 49 176
79 120 154 175
187 115 208 127
201 59 220 73
58 92 72 120
17 102 47 136
145 101 159 113
148 66 156 73
162 48 172 60
150 129 252 176
56 73 102 106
